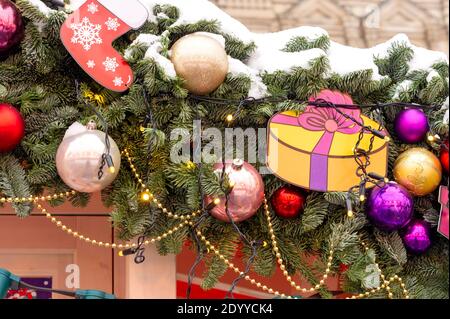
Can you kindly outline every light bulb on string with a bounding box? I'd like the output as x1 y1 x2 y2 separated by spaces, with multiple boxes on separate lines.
426 132 442 146
346 193 354 218
105 154 115 174
141 190 152 202
358 179 366 202
185 161 196 170
206 198 221 211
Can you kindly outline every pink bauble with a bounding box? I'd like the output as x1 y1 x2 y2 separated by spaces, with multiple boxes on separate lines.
0 0 24 53
205 159 264 223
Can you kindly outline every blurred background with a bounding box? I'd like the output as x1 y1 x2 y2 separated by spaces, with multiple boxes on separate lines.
212 0 449 55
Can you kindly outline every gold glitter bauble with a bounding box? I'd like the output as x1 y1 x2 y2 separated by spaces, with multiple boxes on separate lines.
393 148 442 196
170 33 228 95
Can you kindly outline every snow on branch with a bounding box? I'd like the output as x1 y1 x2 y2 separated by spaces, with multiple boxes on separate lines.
65 0 448 101
26 0 55 16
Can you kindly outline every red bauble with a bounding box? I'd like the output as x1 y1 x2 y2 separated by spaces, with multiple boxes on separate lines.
271 185 306 218
440 140 449 173
0 0 24 54
339 263 350 273
0 103 25 152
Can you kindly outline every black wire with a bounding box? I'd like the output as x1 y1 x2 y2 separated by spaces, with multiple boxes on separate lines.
190 94 436 140
189 94 438 110
219 101 260 299
221 109 254 244
141 87 158 157
186 211 210 299
186 228 203 299
74 80 111 179
134 235 146 264
186 102 208 299
225 241 260 299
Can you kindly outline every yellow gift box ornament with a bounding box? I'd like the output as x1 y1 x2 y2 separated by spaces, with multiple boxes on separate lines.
267 90 389 192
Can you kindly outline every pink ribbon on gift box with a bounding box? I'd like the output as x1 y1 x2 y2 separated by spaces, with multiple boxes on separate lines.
298 91 362 191
439 186 449 239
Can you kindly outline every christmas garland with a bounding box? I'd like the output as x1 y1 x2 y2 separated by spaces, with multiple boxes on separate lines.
0 0 448 299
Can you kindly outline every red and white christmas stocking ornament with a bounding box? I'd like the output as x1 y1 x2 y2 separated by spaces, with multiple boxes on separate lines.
60 0 148 92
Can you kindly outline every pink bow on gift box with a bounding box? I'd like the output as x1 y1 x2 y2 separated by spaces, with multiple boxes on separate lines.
296 90 363 191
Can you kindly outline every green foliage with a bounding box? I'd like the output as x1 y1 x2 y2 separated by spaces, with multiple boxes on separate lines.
284 35 330 52
0 0 448 299
374 230 407 266
0 155 32 216
374 41 414 82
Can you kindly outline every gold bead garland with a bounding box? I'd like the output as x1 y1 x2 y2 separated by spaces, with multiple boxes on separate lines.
195 228 289 299
263 197 334 293
124 148 411 299
124 149 335 297
346 241 410 299
123 149 201 221
33 202 197 249
0 190 77 204
1 147 411 299
18 149 201 253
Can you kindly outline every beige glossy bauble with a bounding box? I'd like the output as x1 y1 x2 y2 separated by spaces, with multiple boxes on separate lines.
393 147 442 196
56 121 121 193
170 33 229 95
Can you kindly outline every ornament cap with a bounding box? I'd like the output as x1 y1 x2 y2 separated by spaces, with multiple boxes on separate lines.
232 159 244 169
86 120 97 130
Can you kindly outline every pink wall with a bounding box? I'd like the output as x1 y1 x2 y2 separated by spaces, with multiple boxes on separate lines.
0 193 126 298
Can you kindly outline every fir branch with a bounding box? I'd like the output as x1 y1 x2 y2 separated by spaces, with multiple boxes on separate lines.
300 193 329 233
374 230 407 266
284 35 330 52
0 155 32 217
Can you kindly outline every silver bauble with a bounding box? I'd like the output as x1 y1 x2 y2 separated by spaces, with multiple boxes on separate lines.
56 121 121 193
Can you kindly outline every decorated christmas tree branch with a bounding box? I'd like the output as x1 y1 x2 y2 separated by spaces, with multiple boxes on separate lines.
1 0 448 299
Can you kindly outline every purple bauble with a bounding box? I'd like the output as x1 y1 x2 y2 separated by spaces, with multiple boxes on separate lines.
0 0 24 53
394 108 429 144
367 182 414 232
402 220 432 254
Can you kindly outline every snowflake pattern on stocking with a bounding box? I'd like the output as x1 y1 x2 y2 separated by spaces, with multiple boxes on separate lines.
70 17 102 51
103 57 119 72
87 60 96 68
105 17 120 31
113 77 124 87
87 2 98 14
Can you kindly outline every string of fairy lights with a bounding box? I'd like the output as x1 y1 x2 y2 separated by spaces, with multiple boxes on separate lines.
7 92 444 299
1 146 411 299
